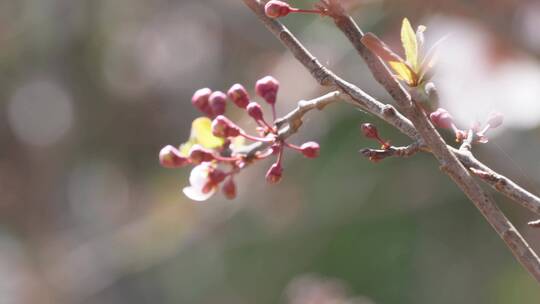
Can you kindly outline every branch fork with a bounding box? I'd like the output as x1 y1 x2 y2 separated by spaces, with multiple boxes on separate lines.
243 0 540 283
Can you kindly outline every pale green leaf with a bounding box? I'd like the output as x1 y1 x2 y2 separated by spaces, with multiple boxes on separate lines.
178 140 195 157
389 61 417 87
190 117 224 149
401 18 419 71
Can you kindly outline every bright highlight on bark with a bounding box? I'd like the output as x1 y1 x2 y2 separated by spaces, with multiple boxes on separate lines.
361 18 443 87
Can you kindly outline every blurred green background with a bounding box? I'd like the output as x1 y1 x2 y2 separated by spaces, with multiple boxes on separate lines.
1 0 540 303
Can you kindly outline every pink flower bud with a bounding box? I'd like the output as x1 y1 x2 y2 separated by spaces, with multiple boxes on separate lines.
208 169 227 184
265 163 283 184
212 115 242 138
360 123 379 139
264 0 292 18
202 181 216 194
471 121 482 133
300 141 320 158
487 112 504 129
191 88 213 117
209 91 227 116
159 145 190 168
429 108 454 129
227 84 250 109
255 76 279 105
188 145 215 164
247 102 265 121
222 178 237 199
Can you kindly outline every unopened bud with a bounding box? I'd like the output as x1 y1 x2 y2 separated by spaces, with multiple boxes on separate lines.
361 123 379 139
191 88 213 117
255 76 279 105
212 115 242 138
208 169 227 184
264 0 292 18
247 102 265 121
429 108 454 129
209 91 227 116
300 141 320 158
222 178 237 199
486 112 504 129
265 163 283 184
188 145 215 164
471 121 482 133
227 84 250 109
159 145 190 168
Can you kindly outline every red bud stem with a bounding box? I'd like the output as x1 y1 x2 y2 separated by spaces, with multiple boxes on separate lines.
290 8 325 15
240 131 275 143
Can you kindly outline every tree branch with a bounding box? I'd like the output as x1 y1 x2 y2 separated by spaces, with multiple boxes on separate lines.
241 91 342 158
321 0 540 282
242 0 540 282
243 0 540 217
360 143 421 161
275 91 341 139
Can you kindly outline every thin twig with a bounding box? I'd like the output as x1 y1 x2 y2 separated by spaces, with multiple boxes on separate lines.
242 0 421 142
242 0 540 217
241 91 342 158
321 0 540 282
275 91 341 139
360 143 421 161
529 220 540 228
459 129 475 152
242 0 540 283
462 153 540 215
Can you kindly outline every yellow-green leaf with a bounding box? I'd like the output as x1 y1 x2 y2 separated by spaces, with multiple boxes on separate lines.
190 117 224 149
178 140 195 157
389 61 417 86
401 18 419 71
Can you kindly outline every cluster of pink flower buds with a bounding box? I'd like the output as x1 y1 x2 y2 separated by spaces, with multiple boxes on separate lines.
264 0 327 19
429 108 504 143
160 76 322 201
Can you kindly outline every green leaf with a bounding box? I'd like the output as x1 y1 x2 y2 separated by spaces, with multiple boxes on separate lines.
178 140 195 157
178 117 224 156
389 61 417 87
191 117 224 149
401 18 419 72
